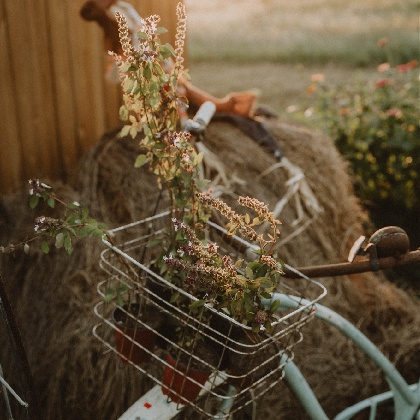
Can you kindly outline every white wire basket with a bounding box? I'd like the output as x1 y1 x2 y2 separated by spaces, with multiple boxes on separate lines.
93 211 327 418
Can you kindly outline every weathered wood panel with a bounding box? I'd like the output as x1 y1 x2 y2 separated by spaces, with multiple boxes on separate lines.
0 0 180 194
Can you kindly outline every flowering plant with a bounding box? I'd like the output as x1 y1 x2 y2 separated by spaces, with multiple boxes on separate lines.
1 4 285 336
308 59 419 211
164 193 283 333
307 57 420 270
111 4 211 234
0 179 108 256
107 4 285 334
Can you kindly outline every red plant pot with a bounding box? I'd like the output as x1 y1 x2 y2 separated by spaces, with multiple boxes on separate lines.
161 352 212 404
112 305 159 365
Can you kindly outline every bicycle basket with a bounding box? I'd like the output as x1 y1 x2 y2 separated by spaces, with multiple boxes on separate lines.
93 211 327 418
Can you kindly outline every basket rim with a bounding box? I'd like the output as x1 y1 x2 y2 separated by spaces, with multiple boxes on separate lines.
101 212 327 332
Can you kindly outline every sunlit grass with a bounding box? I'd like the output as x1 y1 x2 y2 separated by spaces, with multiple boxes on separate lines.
185 0 419 66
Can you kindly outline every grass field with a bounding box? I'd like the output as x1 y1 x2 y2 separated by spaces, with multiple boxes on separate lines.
185 0 418 65
184 0 419 119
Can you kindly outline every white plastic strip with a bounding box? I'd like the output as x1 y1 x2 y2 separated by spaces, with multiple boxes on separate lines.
0 366 28 408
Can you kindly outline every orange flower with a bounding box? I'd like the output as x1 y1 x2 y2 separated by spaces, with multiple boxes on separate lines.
339 108 351 116
306 84 317 94
396 60 419 72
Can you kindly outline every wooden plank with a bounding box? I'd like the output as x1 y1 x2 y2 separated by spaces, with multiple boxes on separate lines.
0 0 183 194
46 0 82 179
68 0 108 154
3 0 37 187
1 0 63 189
0 1 23 193
25 0 62 180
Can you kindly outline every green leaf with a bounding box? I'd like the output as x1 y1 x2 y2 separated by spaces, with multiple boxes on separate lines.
134 154 148 168
160 43 175 59
189 299 205 311
156 27 168 34
29 195 39 209
146 238 162 248
234 259 244 270
258 278 275 289
245 266 254 279
252 323 260 333
123 77 134 93
120 125 131 138
117 283 128 293
64 235 73 254
196 178 211 190
119 61 135 73
137 31 147 40
55 232 64 249
66 202 79 210
270 299 281 313
153 62 164 77
104 292 114 303
116 295 125 307
119 105 129 121
41 241 49 254
143 63 152 80
129 126 138 139
47 197 55 208
170 291 180 303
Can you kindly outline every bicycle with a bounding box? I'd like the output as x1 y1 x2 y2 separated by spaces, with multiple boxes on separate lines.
92 102 420 420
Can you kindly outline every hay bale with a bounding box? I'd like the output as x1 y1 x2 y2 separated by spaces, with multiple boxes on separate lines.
1 116 419 419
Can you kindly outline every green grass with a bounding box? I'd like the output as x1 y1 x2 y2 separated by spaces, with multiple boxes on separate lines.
188 31 418 66
185 0 419 66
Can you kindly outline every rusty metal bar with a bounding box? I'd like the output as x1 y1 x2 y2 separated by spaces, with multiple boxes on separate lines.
282 249 420 278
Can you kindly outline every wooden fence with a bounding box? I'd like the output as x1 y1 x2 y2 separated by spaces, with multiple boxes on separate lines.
0 0 181 194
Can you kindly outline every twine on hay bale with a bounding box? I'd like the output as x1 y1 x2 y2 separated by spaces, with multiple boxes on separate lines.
0 116 419 419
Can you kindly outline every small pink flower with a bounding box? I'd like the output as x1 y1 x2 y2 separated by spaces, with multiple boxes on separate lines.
375 78 391 88
386 108 402 118
311 73 325 82
377 37 389 48
377 62 391 73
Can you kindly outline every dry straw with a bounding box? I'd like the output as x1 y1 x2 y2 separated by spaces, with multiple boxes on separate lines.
1 117 419 418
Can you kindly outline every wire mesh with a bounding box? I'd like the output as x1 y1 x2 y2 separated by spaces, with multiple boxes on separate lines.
93 212 326 417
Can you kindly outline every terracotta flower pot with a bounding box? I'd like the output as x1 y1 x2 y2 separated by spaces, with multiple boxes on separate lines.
161 350 214 404
112 304 161 365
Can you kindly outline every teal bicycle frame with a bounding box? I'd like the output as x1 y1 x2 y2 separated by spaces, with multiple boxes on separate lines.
115 292 419 420
261 294 420 420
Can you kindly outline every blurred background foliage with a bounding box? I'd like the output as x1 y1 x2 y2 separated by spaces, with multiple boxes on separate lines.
185 0 419 288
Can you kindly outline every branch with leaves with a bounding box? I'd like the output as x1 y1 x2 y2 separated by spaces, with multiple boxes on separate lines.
0 180 109 255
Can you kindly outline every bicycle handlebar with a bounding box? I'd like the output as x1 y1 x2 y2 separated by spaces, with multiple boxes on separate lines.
282 249 420 278
283 225 419 278
182 101 216 134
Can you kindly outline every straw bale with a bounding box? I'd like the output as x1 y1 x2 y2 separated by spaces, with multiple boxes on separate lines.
0 116 419 419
